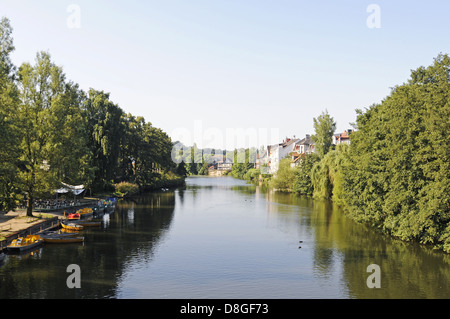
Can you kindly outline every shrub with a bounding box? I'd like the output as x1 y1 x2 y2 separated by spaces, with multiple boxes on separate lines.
270 158 297 191
114 181 139 197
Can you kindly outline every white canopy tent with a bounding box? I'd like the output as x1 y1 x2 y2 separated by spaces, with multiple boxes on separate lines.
54 183 85 198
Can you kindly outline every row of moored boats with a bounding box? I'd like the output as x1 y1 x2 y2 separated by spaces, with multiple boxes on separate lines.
2 200 116 255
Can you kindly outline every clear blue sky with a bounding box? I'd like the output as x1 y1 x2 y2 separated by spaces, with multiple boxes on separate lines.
1 0 449 149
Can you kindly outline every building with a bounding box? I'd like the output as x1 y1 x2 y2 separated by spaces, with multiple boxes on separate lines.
333 129 353 145
208 157 233 176
265 137 300 174
216 158 233 171
290 134 315 167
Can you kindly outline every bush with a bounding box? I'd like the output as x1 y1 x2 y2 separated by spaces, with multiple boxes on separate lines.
243 168 260 183
293 153 320 196
270 158 297 191
114 181 139 197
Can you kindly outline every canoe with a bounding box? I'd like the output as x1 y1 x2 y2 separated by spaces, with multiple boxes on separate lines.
42 236 84 244
39 230 79 237
7 235 43 252
60 228 81 234
73 220 101 227
61 221 84 231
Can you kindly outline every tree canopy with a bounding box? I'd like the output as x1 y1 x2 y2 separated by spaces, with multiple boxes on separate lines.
0 17 183 216
342 54 450 251
312 110 336 158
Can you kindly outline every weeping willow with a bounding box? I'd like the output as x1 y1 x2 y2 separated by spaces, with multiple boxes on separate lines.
311 143 350 205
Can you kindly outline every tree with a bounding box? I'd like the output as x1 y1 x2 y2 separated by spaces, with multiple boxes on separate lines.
83 89 124 191
17 51 66 216
310 143 349 201
270 158 297 191
293 153 320 196
175 162 188 177
117 113 176 188
312 110 336 158
48 81 92 186
118 113 146 182
342 54 450 252
230 148 255 179
0 17 20 212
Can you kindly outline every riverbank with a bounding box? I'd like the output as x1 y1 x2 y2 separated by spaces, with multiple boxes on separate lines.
0 197 108 251
0 211 60 251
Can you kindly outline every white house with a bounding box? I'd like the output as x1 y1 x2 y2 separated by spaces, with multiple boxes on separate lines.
266 137 300 174
333 129 353 145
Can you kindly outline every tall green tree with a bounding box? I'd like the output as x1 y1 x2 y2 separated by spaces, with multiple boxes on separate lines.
49 81 92 186
0 17 20 212
17 51 66 216
312 110 336 158
230 148 255 179
343 54 450 252
83 89 124 191
119 113 146 182
293 153 320 196
311 143 349 201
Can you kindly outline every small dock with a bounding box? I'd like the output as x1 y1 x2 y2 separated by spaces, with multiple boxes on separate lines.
0 217 60 252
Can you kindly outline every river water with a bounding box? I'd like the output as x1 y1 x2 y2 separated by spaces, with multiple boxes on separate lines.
0 176 449 299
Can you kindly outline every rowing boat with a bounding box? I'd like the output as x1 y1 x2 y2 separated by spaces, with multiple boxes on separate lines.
7 235 43 252
72 220 101 227
41 235 84 244
61 221 83 231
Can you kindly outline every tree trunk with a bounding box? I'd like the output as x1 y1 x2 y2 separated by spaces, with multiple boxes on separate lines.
26 193 33 217
26 175 34 217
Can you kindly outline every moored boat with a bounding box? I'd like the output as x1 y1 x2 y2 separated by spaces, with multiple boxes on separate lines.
73 220 101 227
41 235 84 244
67 212 80 220
78 207 93 219
61 221 84 231
7 235 43 252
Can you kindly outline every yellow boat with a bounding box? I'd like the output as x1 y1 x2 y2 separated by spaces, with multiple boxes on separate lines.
78 207 93 218
61 221 84 231
7 235 43 252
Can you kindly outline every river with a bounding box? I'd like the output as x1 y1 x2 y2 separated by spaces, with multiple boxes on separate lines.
0 176 449 299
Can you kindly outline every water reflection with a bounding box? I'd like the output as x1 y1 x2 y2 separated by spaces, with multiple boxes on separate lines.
262 189 450 299
127 206 135 225
0 191 176 299
1 178 449 299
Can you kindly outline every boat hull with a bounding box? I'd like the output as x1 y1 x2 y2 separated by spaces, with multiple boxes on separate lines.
42 236 84 244
73 221 101 227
